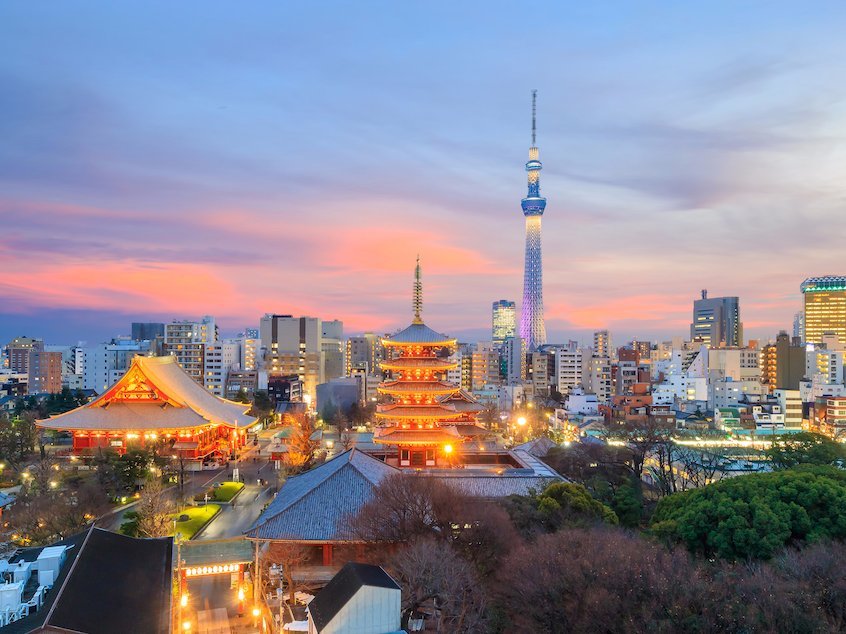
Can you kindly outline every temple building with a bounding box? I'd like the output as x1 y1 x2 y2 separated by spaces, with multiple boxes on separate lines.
374 259 483 467
37 355 257 461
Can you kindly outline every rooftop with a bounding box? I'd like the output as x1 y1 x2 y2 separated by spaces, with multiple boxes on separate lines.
801 275 846 292
382 322 455 347
245 449 398 541
38 355 255 432
308 562 400 632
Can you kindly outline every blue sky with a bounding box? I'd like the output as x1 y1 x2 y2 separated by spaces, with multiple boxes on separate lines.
1 2 845 345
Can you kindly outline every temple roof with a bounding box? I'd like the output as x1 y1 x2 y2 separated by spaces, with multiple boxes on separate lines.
375 404 458 419
38 355 255 431
378 380 458 395
245 448 397 541
382 322 455 347
380 357 457 371
373 427 462 445
437 388 484 413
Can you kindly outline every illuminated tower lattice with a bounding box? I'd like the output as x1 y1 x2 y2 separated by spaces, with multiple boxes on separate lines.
519 90 547 351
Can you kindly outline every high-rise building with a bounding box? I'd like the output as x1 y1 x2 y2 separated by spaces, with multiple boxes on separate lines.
81 338 151 392
690 290 742 347
131 322 165 341
762 332 805 391
471 342 500 391
793 311 805 344
492 300 517 349
519 90 547 351
163 316 217 385
27 345 63 394
553 341 587 396
593 330 612 359
5 337 40 373
345 333 385 377
260 314 343 400
204 341 240 397
802 276 846 345
502 336 526 384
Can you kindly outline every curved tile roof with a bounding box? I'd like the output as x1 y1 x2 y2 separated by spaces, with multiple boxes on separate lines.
245 449 398 541
380 357 457 371
38 355 255 431
382 323 455 346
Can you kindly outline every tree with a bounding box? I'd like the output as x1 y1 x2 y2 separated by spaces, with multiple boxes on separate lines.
251 390 274 423
389 539 488 633
262 542 312 619
351 473 518 576
351 474 464 543
494 528 701 634
651 466 846 560
500 481 618 536
0 412 38 468
132 478 174 538
286 413 319 472
766 431 846 469
233 388 251 404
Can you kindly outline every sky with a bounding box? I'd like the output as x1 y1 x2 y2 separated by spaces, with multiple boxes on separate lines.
2 2 846 346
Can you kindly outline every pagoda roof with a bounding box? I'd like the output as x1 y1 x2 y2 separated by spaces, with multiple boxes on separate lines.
380 357 457 371
38 355 255 431
375 404 458 420
382 322 455 347
373 427 462 445
378 380 458 395
437 388 483 412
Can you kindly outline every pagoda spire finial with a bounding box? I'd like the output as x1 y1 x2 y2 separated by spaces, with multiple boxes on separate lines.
413 255 423 324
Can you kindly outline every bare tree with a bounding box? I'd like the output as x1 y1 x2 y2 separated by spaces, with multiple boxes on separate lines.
350 474 464 543
495 528 702 633
135 478 175 538
263 542 312 620
389 539 488 633
340 429 354 451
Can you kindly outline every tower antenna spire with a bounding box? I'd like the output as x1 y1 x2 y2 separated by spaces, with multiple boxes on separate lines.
531 89 537 146
413 255 423 324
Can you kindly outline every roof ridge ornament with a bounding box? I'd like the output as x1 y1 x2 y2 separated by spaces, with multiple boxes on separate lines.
412 255 423 324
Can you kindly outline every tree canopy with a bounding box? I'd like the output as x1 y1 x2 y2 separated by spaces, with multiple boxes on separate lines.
651 466 846 560
501 481 618 535
765 431 846 469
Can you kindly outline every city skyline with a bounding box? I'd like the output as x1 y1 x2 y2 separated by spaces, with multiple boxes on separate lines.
3 3 846 345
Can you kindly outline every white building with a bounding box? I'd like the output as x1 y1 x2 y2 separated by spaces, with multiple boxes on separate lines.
307 562 401 634
204 341 240 397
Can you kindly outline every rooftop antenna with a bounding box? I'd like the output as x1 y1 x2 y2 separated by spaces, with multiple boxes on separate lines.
531 89 537 146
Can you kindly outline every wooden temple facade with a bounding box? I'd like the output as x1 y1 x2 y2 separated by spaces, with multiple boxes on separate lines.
37 355 257 460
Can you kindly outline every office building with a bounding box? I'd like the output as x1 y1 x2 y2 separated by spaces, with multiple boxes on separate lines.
492 300 517 348
802 276 846 345
163 316 217 385
27 347 63 394
690 290 742 347
5 337 40 373
260 314 343 401
130 322 164 341
345 333 385 377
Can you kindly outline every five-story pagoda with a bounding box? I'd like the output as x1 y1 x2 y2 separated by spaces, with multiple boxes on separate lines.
374 259 479 468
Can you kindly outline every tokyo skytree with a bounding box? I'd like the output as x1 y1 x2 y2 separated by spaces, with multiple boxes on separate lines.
519 90 547 351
